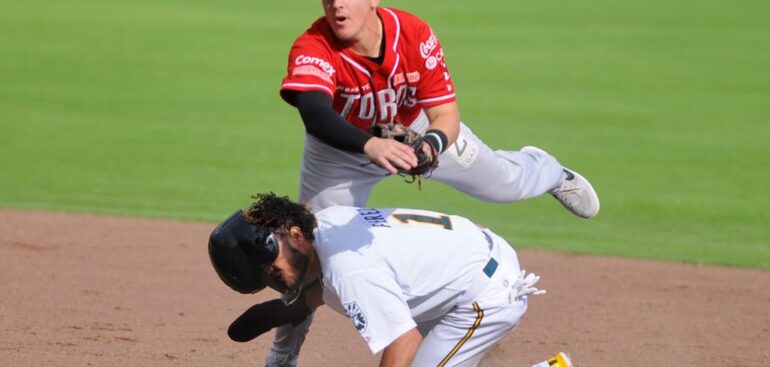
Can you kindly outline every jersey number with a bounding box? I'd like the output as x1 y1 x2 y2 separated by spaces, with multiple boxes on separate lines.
392 213 453 230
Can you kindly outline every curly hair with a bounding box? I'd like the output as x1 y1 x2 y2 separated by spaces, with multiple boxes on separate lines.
243 192 316 242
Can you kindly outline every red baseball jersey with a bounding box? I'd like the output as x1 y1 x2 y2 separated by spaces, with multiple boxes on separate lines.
280 7 456 131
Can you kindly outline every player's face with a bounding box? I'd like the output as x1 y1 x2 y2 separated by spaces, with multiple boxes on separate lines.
262 230 312 303
321 0 379 44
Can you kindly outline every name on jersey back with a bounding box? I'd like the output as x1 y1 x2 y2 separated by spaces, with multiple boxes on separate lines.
356 208 391 228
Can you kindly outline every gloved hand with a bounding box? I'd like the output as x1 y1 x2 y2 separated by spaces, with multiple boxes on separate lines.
510 269 547 303
370 123 439 182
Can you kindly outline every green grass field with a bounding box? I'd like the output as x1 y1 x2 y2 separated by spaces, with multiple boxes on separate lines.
1 0 768 268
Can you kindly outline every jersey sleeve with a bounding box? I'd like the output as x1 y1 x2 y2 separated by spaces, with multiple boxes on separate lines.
329 271 416 354
413 25 456 108
280 34 338 103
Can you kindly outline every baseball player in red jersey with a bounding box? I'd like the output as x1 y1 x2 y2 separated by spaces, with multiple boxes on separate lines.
266 0 600 365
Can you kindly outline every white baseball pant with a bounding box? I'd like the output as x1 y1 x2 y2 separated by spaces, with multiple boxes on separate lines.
300 113 565 210
411 229 527 367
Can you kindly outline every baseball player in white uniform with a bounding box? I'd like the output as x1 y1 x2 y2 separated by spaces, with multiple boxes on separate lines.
268 1 600 365
208 193 575 367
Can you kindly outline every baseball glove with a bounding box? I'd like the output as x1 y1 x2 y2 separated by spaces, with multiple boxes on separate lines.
372 124 439 186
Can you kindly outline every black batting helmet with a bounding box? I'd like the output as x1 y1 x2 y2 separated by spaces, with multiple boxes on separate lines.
208 210 279 294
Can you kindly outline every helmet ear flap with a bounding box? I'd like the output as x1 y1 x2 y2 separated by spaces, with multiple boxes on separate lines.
208 210 274 294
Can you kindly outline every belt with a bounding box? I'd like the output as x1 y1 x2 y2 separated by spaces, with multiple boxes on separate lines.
459 230 499 304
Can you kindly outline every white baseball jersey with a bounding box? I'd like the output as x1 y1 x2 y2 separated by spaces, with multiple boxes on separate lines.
314 206 522 360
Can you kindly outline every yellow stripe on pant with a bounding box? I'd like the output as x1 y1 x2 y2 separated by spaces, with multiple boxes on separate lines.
437 302 484 367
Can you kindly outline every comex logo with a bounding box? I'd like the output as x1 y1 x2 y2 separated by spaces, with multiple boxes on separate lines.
295 55 336 77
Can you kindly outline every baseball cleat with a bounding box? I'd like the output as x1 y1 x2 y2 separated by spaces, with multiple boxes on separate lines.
547 352 574 367
550 168 600 219
531 352 574 367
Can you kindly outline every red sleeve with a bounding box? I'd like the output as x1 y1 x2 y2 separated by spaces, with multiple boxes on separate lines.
413 24 456 108
280 33 337 104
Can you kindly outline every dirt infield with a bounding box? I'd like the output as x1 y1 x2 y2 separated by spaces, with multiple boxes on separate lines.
1 209 768 366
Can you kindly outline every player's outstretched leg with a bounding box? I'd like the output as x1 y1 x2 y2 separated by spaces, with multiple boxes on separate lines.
425 120 600 218
521 146 600 219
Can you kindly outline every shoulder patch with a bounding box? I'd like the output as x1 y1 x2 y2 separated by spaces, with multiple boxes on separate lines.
343 300 368 333
292 65 333 83
294 54 336 77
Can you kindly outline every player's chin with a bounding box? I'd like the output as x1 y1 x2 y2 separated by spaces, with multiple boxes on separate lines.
327 23 354 40
331 28 354 42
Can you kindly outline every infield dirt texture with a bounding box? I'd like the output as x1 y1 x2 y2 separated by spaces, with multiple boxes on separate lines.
2 209 768 366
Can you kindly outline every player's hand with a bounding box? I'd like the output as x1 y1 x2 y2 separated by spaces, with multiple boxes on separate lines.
510 270 546 303
420 141 436 163
363 137 418 174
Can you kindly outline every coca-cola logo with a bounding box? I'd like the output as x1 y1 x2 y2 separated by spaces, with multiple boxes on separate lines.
425 56 438 70
419 32 438 59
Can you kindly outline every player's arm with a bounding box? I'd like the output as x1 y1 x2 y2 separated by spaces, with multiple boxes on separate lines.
421 101 460 159
379 327 422 367
290 91 418 173
226 281 324 342
290 91 372 153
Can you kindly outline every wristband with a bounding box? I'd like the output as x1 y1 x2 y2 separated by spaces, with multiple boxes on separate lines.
424 129 448 154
